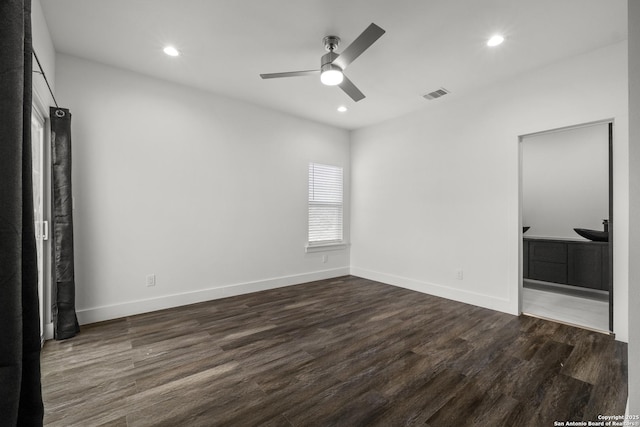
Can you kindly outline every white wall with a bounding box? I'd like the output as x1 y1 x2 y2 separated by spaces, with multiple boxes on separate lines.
627 0 640 415
350 41 629 341
522 123 609 240
31 0 55 111
55 54 350 324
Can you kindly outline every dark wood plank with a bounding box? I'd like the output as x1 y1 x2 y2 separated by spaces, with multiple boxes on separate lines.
41 275 628 426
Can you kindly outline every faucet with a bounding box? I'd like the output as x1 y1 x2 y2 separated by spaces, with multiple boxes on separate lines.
603 219 609 232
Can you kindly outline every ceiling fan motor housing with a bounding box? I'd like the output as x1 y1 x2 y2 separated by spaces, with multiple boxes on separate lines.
321 51 340 69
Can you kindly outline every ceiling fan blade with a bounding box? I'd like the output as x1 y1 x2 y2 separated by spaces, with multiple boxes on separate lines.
339 75 365 102
260 70 319 79
332 23 385 70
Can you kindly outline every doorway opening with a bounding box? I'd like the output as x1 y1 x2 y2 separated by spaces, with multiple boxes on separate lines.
519 120 613 333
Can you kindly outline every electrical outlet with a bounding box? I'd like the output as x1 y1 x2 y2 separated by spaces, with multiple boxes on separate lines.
146 274 156 287
322 255 328 263
456 269 464 280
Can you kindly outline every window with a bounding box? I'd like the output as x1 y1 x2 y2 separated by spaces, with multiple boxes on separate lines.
308 162 343 246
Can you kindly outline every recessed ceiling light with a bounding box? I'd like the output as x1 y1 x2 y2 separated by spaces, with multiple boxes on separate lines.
337 106 348 113
487 35 505 47
163 46 180 57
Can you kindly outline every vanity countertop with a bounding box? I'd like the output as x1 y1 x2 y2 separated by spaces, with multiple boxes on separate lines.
524 236 608 245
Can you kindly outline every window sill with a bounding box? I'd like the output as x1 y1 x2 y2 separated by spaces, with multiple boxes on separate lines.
305 242 349 253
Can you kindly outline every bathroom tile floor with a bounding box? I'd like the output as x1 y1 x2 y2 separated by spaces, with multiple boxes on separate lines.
522 283 609 332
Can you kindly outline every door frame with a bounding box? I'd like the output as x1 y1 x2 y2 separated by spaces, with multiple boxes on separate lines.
608 122 614 332
32 89 52 343
517 119 614 333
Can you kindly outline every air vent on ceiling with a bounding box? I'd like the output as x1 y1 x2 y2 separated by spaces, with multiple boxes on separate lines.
423 87 450 100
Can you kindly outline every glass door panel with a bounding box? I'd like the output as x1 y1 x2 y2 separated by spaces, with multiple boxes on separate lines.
31 109 45 338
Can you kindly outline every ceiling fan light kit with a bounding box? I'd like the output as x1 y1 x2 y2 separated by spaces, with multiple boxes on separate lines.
320 41 343 85
320 65 343 86
260 23 385 102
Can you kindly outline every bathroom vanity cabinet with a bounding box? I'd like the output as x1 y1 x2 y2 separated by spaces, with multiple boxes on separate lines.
523 237 609 291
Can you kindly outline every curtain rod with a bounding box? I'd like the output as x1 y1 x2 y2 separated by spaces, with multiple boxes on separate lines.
32 49 59 109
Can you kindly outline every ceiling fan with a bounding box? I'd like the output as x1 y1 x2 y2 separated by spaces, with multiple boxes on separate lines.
260 23 385 102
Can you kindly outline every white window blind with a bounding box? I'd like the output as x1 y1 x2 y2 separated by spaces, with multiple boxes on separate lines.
308 163 343 244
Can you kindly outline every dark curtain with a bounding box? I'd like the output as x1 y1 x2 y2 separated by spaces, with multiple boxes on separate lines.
0 0 45 425
50 108 80 340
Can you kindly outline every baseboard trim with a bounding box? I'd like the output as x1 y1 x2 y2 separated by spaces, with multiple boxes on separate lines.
350 266 516 315
76 267 350 325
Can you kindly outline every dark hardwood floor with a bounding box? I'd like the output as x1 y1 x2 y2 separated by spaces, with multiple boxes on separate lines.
41 276 628 426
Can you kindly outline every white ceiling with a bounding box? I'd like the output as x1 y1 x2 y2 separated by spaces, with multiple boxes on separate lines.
41 0 627 130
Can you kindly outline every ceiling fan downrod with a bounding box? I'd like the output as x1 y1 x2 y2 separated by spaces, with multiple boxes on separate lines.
323 35 340 52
